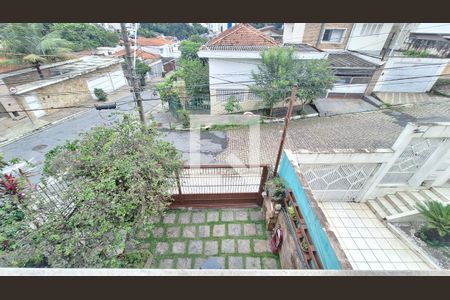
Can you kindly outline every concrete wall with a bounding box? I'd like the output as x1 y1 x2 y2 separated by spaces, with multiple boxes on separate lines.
346 23 393 56
15 64 125 120
282 23 306 44
374 57 450 92
278 151 350 269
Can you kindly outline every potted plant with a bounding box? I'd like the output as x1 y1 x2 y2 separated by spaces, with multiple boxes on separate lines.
265 176 285 202
301 240 309 253
288 206 300 228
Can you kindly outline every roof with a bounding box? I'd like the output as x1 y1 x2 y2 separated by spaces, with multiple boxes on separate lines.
258 26 283 35
283 43 322 53
202 23 279 51
132 37 174 47
112 49 161 61
328 52 377 69
9 56 122 95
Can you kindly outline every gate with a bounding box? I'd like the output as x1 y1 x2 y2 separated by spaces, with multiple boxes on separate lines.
170 164 269 208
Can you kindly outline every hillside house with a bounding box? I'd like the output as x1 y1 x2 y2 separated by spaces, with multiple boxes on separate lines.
198 23 327 115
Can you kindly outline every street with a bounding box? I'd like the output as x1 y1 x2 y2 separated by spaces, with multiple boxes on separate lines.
0 91 227 182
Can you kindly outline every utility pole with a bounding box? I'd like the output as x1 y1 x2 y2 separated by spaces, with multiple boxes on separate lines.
273 85 298 177
120 23 146 125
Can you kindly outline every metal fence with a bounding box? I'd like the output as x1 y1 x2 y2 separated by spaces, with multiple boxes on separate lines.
171 164 269 208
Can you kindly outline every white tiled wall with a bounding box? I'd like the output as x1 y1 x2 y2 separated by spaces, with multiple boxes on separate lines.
319 202 432 271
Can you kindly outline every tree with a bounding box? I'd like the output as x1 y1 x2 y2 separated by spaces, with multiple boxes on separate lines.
2 116 183 268
50 23 119 51
179 59 209 98
252 47 336 116
139 23 207 40
137 27 157 38
0 23 74 78
135 60 151 86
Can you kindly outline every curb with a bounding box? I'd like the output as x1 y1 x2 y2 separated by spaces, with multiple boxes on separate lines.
0 108 91 148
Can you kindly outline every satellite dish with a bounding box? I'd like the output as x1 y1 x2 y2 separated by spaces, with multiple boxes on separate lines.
9 87 17 94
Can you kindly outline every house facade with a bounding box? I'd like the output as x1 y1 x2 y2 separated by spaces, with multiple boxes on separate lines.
283 23 354 50
198 23 327 115
0 56 127 121
112 48 164 78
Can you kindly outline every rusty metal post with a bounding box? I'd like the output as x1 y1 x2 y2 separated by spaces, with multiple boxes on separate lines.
175 170 182 195
273 85 298 177
258 165 269 204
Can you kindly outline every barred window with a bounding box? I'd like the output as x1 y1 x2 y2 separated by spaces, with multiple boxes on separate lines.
215 89 246 102
248 91 262 101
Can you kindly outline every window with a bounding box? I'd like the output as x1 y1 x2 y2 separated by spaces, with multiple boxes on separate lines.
360 23 383 36
322 29 345 43
216 89 246 102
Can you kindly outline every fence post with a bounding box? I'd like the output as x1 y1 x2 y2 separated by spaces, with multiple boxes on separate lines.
258 166 269 204
176 170 182 196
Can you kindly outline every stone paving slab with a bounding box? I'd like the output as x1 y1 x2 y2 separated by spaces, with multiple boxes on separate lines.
149 208 280 270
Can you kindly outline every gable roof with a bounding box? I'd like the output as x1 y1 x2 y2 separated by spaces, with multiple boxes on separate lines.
131 37 174 47
203 23 279 51
113 48 161 61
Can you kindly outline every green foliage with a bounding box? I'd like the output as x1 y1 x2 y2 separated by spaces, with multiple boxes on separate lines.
252 47 336 116
177 109 190 128
156 73 180 104
224 96 242 113
179 40 203 61
94 88 107 101
139 23 207 40
137 27 157 38
179 59 209 98
5 115 183 268
50 23 119 51
287 206 296 221
404 49 432 58
0 153 7 169
416 200 450 240
266 176 285 200
135 60 151 87
0 193 27 254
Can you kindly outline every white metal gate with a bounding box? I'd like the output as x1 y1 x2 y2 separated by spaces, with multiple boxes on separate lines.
380 138 445 185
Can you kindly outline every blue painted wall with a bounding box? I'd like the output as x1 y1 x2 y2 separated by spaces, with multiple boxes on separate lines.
278 152 342 270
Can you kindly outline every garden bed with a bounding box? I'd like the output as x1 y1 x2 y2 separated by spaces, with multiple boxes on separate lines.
392 222 450 269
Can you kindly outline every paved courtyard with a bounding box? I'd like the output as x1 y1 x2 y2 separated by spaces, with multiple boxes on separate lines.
148 208 280 269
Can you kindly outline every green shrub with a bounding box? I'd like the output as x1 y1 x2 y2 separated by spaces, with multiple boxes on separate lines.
403 49 432 58
94 88 107 101
224 96 242 113
178 109 190 128
416 200 450 243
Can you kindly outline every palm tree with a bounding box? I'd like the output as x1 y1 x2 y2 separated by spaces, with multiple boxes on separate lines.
416 200 450 240
0 23 74 78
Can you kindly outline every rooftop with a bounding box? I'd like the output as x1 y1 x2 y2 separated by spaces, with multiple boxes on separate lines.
131 37 175 47
328 52 377 69
112 48 161 61
202 23 279 51
9 56 122 95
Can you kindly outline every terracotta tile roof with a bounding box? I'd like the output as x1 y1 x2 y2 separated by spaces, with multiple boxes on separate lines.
132 37 174 46
112 49 161 61
204 23 279 50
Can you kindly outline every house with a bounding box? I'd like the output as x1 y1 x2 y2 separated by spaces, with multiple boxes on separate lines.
0 56 127 121
258 25 283 42
283 23 354 50
129 37 178 58
198 23 327 115
112 49 164 78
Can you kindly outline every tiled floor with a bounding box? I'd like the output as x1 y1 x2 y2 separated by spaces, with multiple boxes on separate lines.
148 208 280 269
318 201 432 271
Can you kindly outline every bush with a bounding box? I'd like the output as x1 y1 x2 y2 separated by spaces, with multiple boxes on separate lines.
416 200 450 244
94 88 107 101
224 96 242 113
178 109 190 128
404 49 432 58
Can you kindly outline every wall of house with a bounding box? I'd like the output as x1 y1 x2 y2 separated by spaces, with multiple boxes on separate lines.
374 57 450 93
282 23 306 44
15 64 125 120
413 23 450 34
346 23 394 56
301 23 353 50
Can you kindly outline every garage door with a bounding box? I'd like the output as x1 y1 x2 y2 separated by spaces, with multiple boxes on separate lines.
24 95 46 118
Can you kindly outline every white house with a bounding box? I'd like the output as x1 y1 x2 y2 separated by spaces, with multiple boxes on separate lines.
130 37 178 58
198 23 327 115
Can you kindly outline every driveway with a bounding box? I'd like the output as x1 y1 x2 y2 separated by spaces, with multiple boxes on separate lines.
314 98 378 117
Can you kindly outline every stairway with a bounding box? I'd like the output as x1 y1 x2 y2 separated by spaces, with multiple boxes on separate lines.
367 187 450 221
